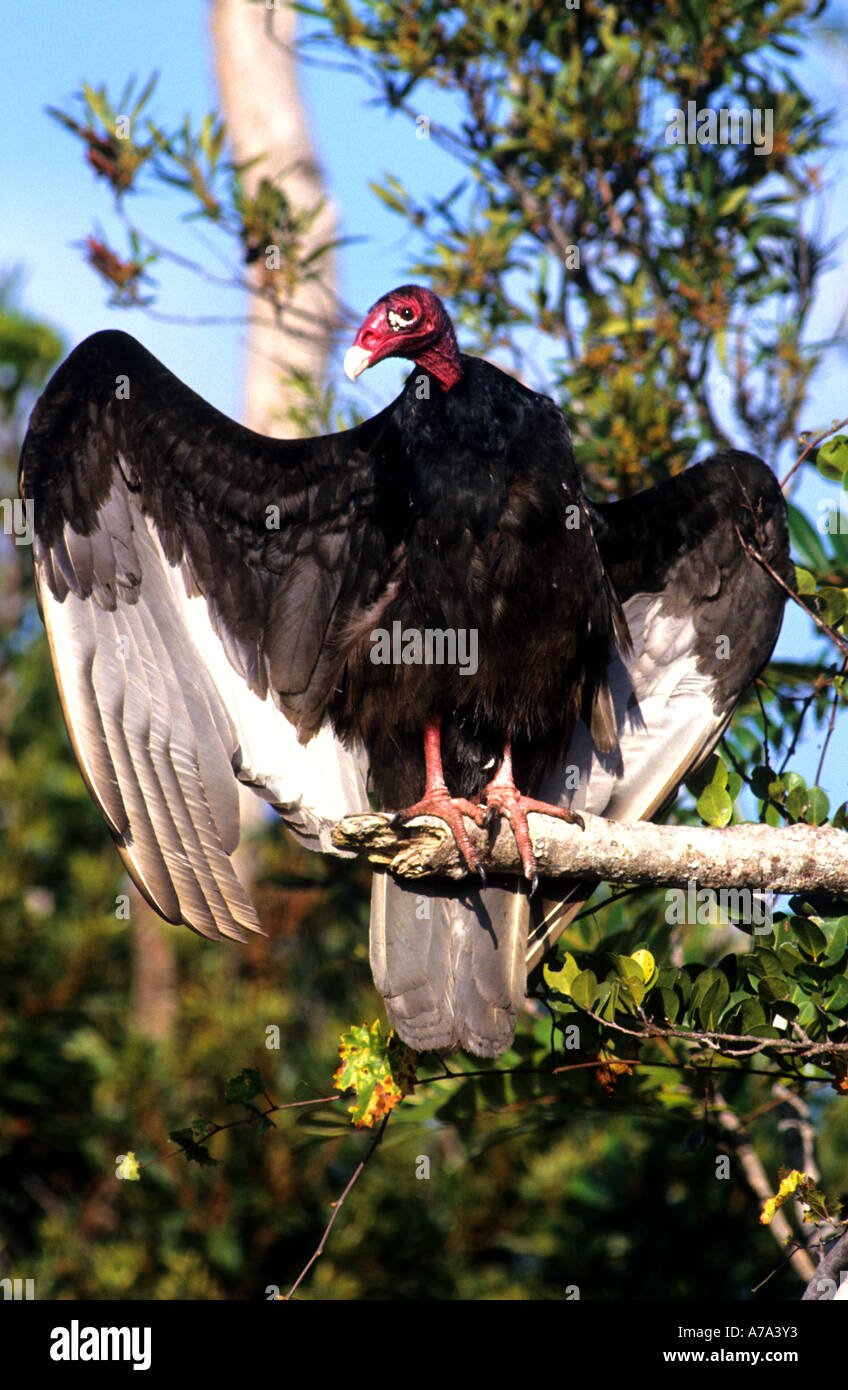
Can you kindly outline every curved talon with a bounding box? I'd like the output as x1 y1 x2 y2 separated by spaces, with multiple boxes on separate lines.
391 721 491 878
389 790 486 876
481 742 585 886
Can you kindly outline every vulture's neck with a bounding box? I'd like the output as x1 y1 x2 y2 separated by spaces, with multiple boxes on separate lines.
414 333 462 392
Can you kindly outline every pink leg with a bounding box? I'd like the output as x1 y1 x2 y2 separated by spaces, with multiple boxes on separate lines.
393 718 488 876
482 743 584 892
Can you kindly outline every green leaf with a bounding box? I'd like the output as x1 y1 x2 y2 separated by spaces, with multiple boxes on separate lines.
804 786 830 825
224 1068 263 1105
726 771 743 802
786 783 809 820
659 988 680 1024
616 975 646 1012
816 587 848 627
544 951 580 995
571 969 598 1011
739 1000 767 1033
184 1145 220 1168
169 1130 220 1166
822 917 848 965
692 968 730 1028
816 434 848 481
790 917 829 959
745 1023 781 1040
609 953 646 985
696 783 733 826
717 184 750 217
756 974 791 1003
794 566 816 594
742 947 783 980
597 980 620 1022
751 764 779 800
826 977 848 1012
787 501 829 572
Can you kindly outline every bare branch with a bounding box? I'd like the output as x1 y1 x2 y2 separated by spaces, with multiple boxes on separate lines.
282 1115 389 1301
780 416 848 493
333 811 848 895
801 1229 848 1300
735 525 848 659
713 1091 816 1284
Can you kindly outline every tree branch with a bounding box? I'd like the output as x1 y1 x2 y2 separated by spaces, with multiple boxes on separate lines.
801 1228 848 1300
332 811 848 894
713 1090 816 1284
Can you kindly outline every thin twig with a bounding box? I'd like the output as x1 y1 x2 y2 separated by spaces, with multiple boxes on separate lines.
780 417 848 492
577 1005 848 1061
755 680 774 771
734 525 848 659
283 1115 390 1300
138 1092 342 1173
802 1228 848 1300
713 1089 816 1282
814 659 847 786
779 688 818 776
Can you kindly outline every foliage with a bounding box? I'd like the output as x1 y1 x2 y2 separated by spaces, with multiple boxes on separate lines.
45 71 347 325
3 0 847 1300
333 1020 417 1126
300 0 836 486
760 1167 844 1227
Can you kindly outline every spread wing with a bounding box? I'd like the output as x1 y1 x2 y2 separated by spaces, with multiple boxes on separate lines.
528 450 794 971
19 330 398 941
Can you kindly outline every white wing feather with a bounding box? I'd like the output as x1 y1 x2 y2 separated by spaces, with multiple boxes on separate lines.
39 480 368 943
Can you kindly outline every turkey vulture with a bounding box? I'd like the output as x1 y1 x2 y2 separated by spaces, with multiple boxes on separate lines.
19 285 792 1058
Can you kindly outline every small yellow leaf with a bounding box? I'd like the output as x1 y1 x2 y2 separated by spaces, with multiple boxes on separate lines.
631 949 656 984
760 1169 811 1224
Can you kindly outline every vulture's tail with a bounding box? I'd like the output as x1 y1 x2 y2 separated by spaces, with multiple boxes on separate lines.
369 873 528 1057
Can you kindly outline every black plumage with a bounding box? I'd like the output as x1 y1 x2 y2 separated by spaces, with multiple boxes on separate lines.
19 285 793 1057
330 351 628 812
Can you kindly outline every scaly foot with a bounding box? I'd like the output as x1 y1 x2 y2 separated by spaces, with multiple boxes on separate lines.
482 744 584 893
392 787 488 878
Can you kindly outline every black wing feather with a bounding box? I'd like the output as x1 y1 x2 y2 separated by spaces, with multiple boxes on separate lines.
19 330 382 939
21 329 396 730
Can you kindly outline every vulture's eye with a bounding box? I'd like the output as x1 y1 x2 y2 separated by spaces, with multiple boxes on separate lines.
388 306 417 331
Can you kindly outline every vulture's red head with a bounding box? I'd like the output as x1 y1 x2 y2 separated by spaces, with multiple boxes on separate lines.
344 285 462 391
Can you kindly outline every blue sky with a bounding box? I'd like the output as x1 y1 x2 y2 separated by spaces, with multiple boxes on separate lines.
3 0 847 787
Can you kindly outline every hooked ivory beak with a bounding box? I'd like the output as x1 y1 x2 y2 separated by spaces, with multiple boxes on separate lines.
344 345 372 382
